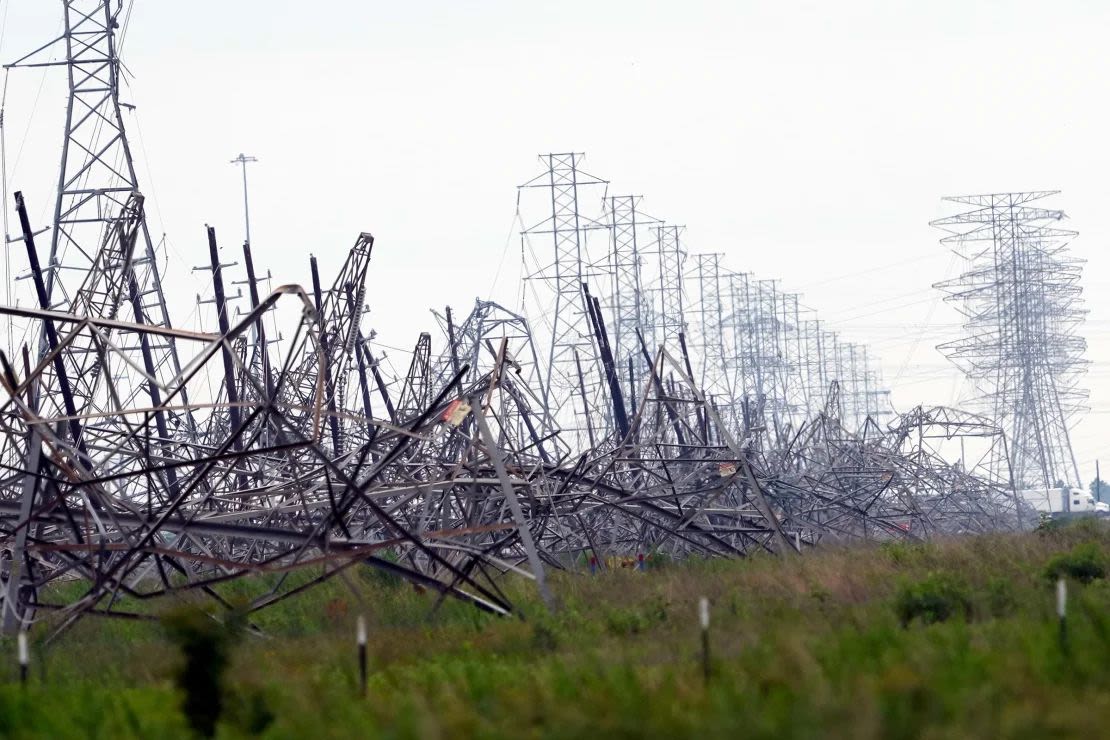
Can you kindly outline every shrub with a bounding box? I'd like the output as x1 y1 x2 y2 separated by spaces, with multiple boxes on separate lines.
880 541 931 565
1034 514 1064 535
530 620 560 652
162 607 243 737
605 607 652 636
226 687 275 736
603 596 670 637
985 577 1017 618
358 551 404 589
1043 542 1107 584
894 572 972 627
644 552 673 570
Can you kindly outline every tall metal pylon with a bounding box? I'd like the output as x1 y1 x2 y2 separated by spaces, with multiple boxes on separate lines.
689 253 730 400
606 194 653 374
754 279 784 421
933 191 1087 489
774 289 808 422
7 0 185 410
799 317 829 410
519 153 611 445
723 272 762 423
650 224 687 347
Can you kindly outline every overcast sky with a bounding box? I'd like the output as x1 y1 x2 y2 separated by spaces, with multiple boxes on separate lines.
2 0 1109 479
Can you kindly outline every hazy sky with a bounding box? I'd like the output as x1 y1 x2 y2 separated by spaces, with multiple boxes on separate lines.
2 1 1109 478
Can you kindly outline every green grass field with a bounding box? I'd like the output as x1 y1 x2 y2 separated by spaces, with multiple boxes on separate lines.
2 520 1109 739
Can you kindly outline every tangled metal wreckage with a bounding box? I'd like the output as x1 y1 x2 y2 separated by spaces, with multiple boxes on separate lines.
0 2 1035 637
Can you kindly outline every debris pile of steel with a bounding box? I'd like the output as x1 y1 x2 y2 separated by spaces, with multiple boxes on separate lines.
0 2 1038 637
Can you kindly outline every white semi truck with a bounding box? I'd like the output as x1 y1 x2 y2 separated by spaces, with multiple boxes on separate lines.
1018 487 1110 516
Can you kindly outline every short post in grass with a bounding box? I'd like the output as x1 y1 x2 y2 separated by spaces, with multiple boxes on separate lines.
17 631 28 686
1056 578 1068 653
699 597 711 685
589 555 598 575
638 553 645 572
357 615 368 697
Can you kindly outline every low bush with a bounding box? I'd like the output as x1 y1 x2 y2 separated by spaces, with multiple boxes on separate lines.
162 607 243 738
18 530 1110 738
894 571 972 627
1043 542 1107 584
880 540 932 565
985 577 1017 617
604 607 652 636
530 620 561 652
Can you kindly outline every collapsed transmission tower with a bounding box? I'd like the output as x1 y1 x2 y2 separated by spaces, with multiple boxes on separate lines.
0 7 1031 643
932 192 1088 489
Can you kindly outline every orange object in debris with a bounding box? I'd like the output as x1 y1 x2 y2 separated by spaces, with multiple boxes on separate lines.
442 399 471 427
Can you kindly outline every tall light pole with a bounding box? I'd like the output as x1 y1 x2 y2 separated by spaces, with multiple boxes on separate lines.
230 153 258 245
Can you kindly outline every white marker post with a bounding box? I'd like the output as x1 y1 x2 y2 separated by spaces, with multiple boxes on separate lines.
357 615 368 697
1056 578 1068 652
17 631 27 686
699 597 710 685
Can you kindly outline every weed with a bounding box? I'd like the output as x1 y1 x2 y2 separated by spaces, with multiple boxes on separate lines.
530 620 560 652
985 577 1017 618
358 552 404 589
1043 542 1107 584
226 687 275 735
894 571 972 627
880 540 932 566
162 607 244 737
605 607 652 636
16 530 1110 739
1034 514 1064 535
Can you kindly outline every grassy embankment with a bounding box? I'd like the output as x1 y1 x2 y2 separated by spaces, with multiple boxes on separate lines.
1 520 1109 738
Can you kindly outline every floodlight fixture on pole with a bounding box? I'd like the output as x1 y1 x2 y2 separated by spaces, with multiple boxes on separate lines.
230 153 258 246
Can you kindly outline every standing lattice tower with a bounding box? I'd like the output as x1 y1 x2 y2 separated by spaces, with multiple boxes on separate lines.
649 224 687 349
519 153 611 445
932 191 1088 489
689 253 731 401
606 195 655 379
7 0 188 434
11 2 179 338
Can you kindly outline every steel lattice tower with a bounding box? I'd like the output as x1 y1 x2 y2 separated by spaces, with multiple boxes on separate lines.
689 253 731 400
723 272 762 419
12 3 175 329
754 279 788 421
650 224 687 347
519 153 610 443
606 195 653 373
774 290 808 420
515 152 889 443
8 1 186 423
932 191 1088 489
